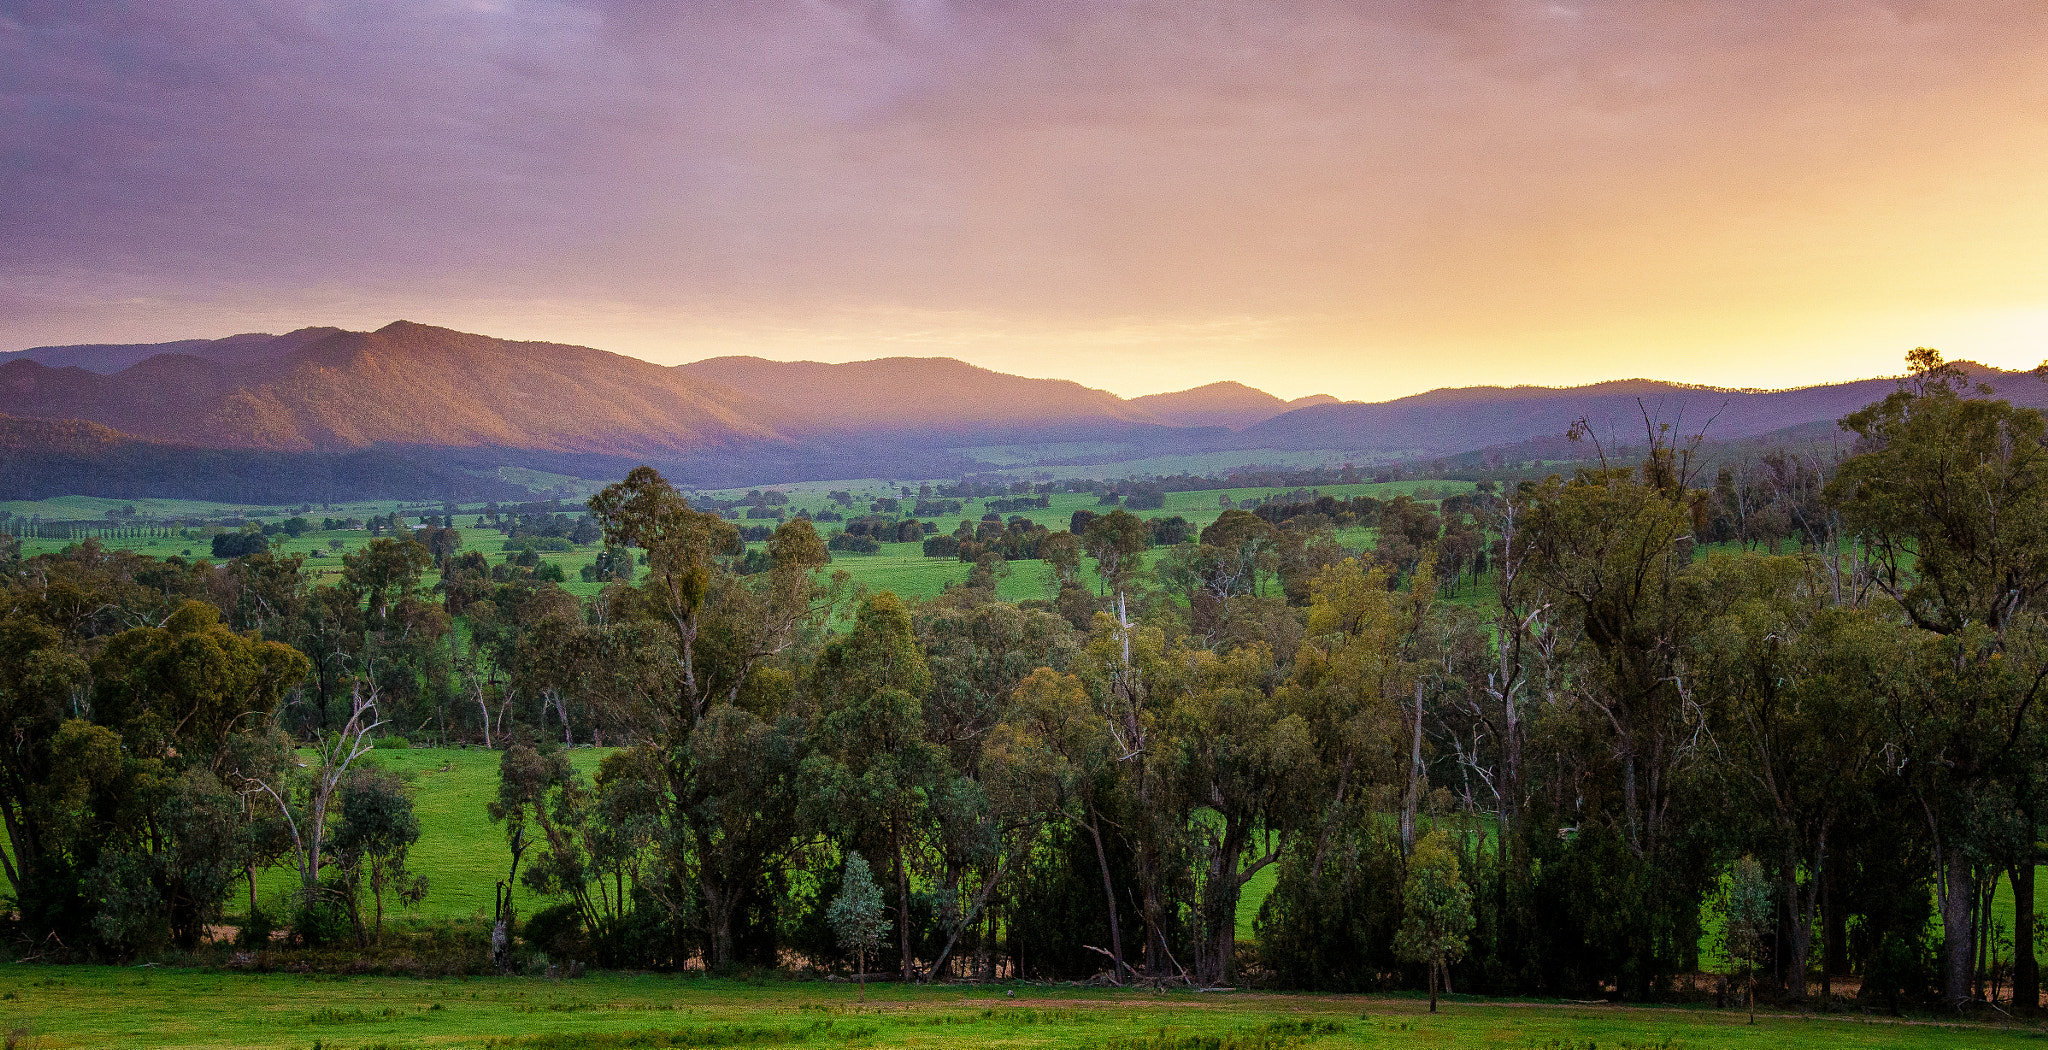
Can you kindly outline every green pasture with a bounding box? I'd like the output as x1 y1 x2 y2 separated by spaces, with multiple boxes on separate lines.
0 968 2029 1049
826 543 1063 603
242 747 612 923
11 479 1474 608
0 494 450 523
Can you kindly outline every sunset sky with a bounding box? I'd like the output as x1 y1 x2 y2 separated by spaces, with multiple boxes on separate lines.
5 1 2048 401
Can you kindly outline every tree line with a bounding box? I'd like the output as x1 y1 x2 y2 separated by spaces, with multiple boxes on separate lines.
0 351 2041 1013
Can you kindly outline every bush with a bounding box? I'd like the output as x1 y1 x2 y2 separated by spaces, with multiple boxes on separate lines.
236 907 279 949
921 535 961 558
827 533 880 554
292 898 356 948
374 736 411 749
1255 821 1405 992
522 901 589 960
1148 515 1193 546
211 532 268 559
1861 931 1933 1013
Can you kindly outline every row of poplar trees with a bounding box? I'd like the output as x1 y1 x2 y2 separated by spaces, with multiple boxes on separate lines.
0 349 2043 1011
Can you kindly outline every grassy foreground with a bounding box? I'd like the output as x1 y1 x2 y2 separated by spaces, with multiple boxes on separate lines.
0 969 2029 1050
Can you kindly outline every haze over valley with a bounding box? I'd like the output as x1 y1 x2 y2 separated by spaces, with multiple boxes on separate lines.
7 319 2030 501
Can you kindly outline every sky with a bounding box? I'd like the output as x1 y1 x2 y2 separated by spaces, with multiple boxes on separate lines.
5 0 2048 401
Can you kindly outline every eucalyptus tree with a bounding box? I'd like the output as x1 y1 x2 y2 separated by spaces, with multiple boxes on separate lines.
85 600 309 950
1283 557 1421 866
1169 642 1316 986
1688 553 1895 999
245 673 381 941
1156 510 1284 648
1009 667 1127 980
923 676 1074 982
1040 531 1083 595
1826 349 2048 1006
1076 613 1186 979
1395 830 1475 1013
805 591 944 981
341 537 432 629
585 467 841 970
331 764 425 945
913 599 1078 980
1514 437 1720 991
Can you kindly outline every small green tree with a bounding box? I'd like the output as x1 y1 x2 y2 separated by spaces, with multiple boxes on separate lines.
1723 854 1774 1023
1393 831 1474 1012
331 765 426 946
828 852 891 1002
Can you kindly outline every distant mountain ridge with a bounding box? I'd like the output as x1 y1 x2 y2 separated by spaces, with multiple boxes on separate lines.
1228 366 2048 452
8 322 2039 497
1129 381 1342 430
676 355 1177 439
0 322 784 455
4 328 343 373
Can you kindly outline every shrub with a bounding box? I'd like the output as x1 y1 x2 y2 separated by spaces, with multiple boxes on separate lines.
522 901 588 960
235 906 278 949
210 532 268 559
374 736 411 750
827 533 880 554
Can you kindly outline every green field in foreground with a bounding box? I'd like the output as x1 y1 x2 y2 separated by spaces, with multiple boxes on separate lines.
0 969 2028 1049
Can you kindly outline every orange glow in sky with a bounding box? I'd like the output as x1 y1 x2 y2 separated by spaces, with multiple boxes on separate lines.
6 2 2048 401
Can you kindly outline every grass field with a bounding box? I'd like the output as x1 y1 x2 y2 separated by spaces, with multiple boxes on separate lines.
11 480 1470 607
242 747 612 923
0 968 2030 1049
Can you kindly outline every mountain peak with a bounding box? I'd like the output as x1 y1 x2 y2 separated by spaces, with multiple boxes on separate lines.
677 355 1166 436
1130 380 1334 430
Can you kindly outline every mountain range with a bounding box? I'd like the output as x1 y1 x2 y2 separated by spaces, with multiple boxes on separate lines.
5 320 2036 497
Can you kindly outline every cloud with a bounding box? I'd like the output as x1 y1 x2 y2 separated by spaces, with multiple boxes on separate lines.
4 0 2047 397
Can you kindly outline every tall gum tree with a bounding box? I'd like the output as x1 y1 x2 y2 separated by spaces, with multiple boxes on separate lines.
1687 554 1894 1000
1169 642 1316 986
804 591 942 982
586 467 840 971
1516 440 1718 991
1825 350 2048 1008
